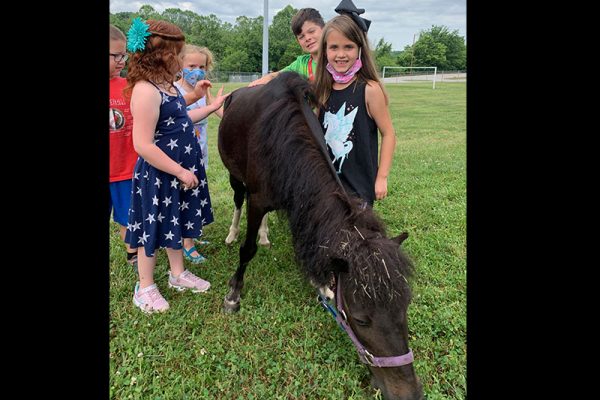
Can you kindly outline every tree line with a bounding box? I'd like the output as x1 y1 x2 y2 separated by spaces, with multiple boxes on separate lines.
110 4 466 74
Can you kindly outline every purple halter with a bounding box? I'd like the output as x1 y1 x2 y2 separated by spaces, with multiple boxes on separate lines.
319 278 414 367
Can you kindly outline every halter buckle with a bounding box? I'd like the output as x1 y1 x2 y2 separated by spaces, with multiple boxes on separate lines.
363 349 375 366
339 308 348 321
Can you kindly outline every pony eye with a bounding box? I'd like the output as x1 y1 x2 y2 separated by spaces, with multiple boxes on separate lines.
353 317 370 327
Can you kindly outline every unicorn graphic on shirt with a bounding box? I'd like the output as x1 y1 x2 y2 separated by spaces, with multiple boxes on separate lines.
323 102 358 173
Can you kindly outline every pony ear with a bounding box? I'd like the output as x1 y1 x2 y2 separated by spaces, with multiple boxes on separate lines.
391 232 409 247
330 257 349 274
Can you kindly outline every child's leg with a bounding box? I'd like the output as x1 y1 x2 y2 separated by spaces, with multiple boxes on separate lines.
133 248 169 313
137 249 158 289
165 248 185 277
111 179 136 255
119 225 135 253
183 237 195 253
199 125 209 170
183 237 207 263
167 247 210 293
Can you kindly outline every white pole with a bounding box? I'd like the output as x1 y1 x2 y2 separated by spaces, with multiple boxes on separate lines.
433 66 437 89
262 0 269 76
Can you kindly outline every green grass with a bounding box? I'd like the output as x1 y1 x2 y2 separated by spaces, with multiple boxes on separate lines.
110 82 466 399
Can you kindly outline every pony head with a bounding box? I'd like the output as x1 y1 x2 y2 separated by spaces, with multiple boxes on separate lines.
326 227 423 400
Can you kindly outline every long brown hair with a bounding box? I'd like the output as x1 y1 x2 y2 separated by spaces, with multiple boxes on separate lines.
124 19 185 99
313 15 388 108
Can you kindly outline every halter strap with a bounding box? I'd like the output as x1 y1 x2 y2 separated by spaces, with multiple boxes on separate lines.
323 278 414 368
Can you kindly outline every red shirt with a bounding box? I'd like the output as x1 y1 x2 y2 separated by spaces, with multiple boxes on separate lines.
109 77 137 182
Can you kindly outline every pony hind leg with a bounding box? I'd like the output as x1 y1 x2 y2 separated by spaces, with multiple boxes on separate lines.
225 175 246 245
223 198 267 313
257 213 270 248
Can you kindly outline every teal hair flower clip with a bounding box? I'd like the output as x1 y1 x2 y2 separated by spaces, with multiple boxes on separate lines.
127 17 151 52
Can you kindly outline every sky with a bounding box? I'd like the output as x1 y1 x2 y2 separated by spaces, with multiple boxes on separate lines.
109 0 466 51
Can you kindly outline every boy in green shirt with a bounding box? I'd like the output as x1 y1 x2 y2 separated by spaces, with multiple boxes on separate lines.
249 8 325 86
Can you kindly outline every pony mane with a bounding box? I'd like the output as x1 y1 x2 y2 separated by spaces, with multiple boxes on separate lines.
332 215 415 308
252 72 413 307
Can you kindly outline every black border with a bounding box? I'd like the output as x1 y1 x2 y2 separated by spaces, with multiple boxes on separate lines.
15 3 109 397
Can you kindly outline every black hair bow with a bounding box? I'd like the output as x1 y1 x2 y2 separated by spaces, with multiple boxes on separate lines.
335 0 371 32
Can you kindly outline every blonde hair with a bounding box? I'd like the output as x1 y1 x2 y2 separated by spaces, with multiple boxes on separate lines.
313 15 388 108
124 19 185 99
109 24 126 42
180 44 216 71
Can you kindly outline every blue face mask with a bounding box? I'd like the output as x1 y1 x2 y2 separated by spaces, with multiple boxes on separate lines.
182 68 206 86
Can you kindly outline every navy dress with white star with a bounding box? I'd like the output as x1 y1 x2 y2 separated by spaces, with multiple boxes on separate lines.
125 82 213 257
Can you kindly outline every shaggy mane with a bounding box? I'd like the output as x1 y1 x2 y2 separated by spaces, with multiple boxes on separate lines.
250 72 414 307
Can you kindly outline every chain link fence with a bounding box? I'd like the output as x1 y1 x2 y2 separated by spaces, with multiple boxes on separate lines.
208 70 262 83
206 70 466 84
381 69 466 83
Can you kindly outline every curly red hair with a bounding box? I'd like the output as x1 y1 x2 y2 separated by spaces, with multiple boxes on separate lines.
124 19 185 99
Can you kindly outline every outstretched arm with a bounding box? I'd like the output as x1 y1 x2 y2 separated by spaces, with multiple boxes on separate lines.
187 86 229 122
183 80 213 105
130 81 198 189
248 71 279 87
206 86 225 118
366 82 396 201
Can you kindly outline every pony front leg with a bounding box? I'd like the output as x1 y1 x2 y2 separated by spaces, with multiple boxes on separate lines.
257 213 270 247
223 202 265 313
223 237 254 313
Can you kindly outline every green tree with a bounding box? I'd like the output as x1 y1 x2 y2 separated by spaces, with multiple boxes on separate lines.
110 12 134 34
396 25 466 71
413 35 446 67
136 4 159 20
374 38 397 73
222 16 263 72
423 25 466 70
268 5 301 71
277 41 303 70
160 8 200 35
219 49 250 72
396 45 414 67
190 14 232 63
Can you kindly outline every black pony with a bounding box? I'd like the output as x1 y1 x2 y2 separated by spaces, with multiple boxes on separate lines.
218 72 423 400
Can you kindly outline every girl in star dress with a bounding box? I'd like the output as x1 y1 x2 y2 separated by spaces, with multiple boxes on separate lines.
123 18 224 314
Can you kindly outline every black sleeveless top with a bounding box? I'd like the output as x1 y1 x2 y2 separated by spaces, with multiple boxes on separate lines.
318 80 378 205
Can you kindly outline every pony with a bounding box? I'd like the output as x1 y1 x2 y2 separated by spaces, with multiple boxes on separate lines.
218 72 423 400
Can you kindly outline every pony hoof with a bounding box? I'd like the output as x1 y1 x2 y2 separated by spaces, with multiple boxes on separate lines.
223 299 240 313
258 238 271 248
225 232 238 245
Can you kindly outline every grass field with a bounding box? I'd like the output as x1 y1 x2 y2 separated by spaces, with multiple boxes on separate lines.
109 81 466 399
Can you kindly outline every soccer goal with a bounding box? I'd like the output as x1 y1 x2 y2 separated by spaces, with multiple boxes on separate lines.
382 66 437 89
